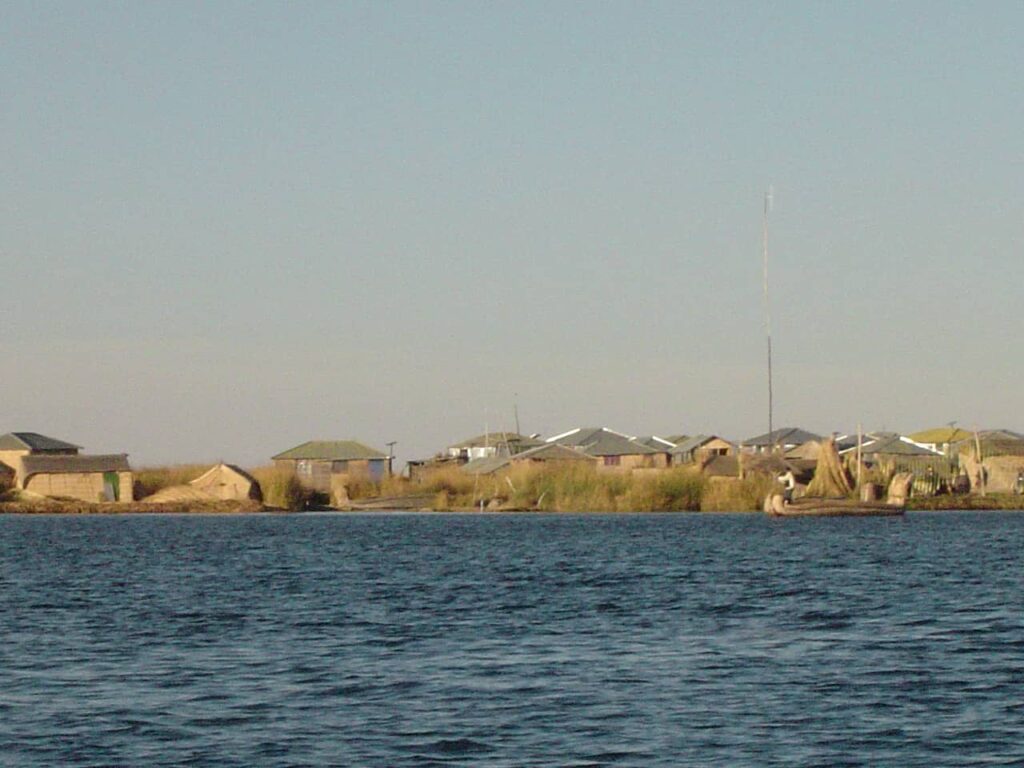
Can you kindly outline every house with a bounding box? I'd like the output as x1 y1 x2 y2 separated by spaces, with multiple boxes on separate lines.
273 440 390 492
0 432 133 503
445 432 544 463
189 463 262 502
742 427 823 454
672 435 735 465
952 431 1024 493
462 443 596 476
546 427 669 470
954 429 1024 460
841 434 950 493
0 432 82 486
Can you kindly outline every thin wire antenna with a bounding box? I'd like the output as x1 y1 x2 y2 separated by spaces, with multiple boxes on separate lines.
762 185 774 451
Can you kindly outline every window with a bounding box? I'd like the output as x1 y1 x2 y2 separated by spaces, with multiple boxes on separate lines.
603 455 621 466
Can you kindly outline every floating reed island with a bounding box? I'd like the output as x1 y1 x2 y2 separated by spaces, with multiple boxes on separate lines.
3 427 1024 514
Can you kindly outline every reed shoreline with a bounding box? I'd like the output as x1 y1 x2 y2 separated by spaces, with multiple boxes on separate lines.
4 462 1022 514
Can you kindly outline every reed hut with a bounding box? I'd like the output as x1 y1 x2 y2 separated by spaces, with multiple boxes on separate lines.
189 463 262 502
21 454 133 503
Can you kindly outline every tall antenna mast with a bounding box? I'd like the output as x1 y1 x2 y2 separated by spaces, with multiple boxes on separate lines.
762 185 774 451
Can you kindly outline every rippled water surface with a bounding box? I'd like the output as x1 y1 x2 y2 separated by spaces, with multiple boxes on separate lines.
2 511 1024 766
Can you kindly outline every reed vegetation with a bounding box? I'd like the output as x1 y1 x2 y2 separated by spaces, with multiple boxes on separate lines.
699 475 779 512
133 464 210 500
249 466 313 511
391 464 711 512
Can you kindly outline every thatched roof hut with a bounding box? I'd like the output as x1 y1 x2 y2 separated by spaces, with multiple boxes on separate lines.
190 463 262 502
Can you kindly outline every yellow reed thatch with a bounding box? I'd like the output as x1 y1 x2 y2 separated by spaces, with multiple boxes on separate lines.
805 437 853 498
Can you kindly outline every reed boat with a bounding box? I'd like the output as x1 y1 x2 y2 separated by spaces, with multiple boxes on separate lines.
768 497 905 517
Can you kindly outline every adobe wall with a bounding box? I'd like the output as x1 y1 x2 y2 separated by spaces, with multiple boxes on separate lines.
24 471 134 503
0 450 28 486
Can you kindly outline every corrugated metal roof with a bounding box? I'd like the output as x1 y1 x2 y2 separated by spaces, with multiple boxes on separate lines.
579 431 661 457
908 426 974 444
447 433 544 451
743 427 822 447
272 440 387 461
634 436 677 450
0 432 81 452
672 434 714 454
461 443 594 475
548 427 662 456
860 436 938 456
21 454 130 476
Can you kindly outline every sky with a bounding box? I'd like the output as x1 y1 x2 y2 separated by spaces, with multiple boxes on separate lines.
2 1 1023 466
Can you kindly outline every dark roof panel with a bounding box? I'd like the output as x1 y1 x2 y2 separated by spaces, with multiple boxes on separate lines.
743 427 823 447
0 432 82 452
448 433 544 451
21 454 130 476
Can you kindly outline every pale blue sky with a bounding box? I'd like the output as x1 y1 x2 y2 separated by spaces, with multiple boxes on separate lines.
3 2 1022 465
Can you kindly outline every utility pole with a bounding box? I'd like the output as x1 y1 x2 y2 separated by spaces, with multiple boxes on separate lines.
386 441 397 477
762 185 775 452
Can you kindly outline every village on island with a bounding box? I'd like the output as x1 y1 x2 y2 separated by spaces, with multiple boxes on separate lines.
1 423 1023 514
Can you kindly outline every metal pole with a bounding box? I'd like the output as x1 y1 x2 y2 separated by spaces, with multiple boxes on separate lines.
386 441 397 477
762 186 774 451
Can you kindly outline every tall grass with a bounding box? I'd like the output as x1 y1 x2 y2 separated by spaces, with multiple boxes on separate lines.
249 465 311 511
429 464 708 512
241 462 780 513
700 475 779 512
133 464 210 500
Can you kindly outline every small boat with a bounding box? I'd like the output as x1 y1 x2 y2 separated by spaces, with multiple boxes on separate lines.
768 496 905 517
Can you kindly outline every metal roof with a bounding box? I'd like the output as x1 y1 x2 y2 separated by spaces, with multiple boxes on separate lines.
859 436 939 456
579 431 661 457
0 432 81 452
907 426 974 444
21 454 130 477
272 440 387 461
447 433 544 451
461 443 594 475
743 427 822 447
547 427 663 456
633 436 677 450
672 434 721 454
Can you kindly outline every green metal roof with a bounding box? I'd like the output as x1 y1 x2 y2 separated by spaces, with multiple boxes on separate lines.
272 440 387 461
908 426 974 444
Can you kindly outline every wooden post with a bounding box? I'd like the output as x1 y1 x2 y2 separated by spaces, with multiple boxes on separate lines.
974 429 985 496
856 422 862 491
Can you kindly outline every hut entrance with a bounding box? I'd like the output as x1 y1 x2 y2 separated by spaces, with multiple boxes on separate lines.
103 472 121 502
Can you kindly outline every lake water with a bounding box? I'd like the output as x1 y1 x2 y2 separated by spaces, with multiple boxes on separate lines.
1 511 1023 766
